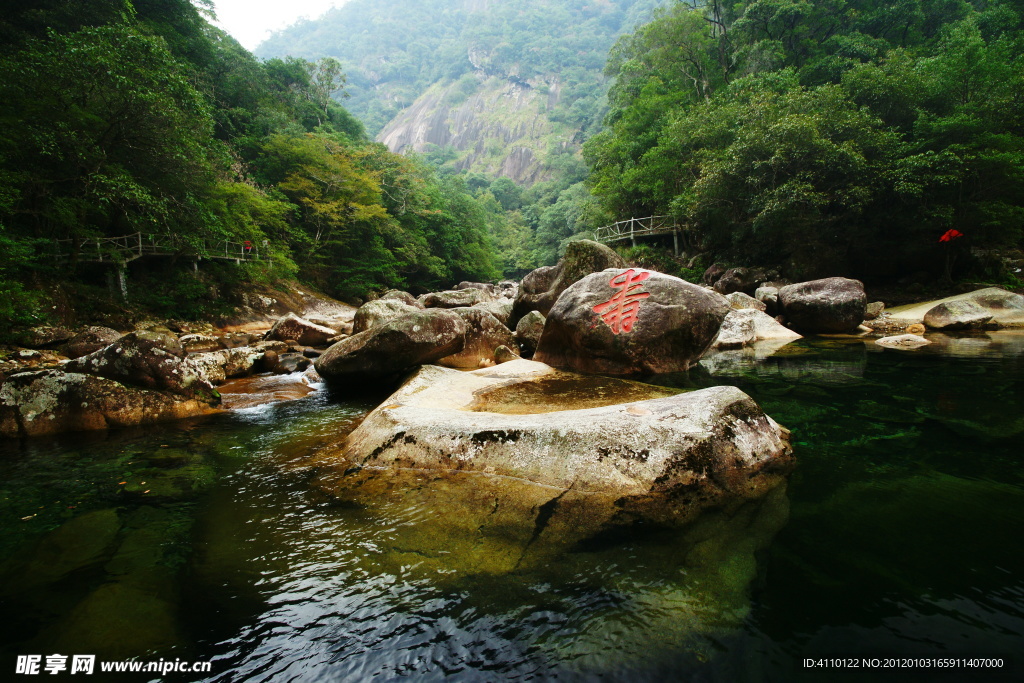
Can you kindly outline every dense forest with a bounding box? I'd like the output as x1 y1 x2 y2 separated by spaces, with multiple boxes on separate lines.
0 0 503 331
1 0 1022 333
584 0 1024 281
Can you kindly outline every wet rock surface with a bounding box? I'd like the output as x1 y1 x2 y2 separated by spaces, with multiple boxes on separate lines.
0 370 218 438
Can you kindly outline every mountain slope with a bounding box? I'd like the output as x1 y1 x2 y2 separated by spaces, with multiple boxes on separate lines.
256 0 669 183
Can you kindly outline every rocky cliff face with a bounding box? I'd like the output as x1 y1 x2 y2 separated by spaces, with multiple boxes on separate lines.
377 73 575 185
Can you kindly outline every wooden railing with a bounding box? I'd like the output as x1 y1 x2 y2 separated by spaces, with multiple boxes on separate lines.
592 216 695 255
53 232 264 263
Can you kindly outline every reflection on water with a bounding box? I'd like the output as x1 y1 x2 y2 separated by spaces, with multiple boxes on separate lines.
0 335 1022 681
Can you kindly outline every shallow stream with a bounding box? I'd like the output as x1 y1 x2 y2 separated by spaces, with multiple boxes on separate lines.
1 334 1022 681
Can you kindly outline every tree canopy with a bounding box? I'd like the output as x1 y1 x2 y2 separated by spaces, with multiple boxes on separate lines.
0 0 502 328
584 0 1024 280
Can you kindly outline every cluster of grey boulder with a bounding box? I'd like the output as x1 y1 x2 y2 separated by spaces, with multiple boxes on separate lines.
0 303 354 437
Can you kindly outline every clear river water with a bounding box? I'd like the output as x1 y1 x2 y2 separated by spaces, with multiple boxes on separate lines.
1 334 1022 682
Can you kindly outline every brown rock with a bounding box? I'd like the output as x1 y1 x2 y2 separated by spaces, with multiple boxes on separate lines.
778 277 867 334
314 309 468 382
64 331 218 403
265 313 337 346
510 240 626 327
0 370 218 438
62 327 122 359
923 300 994 330
535 268 730 375
437 308 515 369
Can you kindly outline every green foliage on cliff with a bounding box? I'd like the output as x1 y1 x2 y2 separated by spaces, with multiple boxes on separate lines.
585 0 1024 280
257 0 671 137
0 0 500 328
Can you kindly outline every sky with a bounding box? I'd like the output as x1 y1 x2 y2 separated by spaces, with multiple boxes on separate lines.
211 0 346 51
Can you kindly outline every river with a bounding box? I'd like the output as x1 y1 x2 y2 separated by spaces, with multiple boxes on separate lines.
1 334 1022 681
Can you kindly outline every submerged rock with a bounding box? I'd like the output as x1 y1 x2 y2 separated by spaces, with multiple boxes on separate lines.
874 334 931 349
534 268 729 374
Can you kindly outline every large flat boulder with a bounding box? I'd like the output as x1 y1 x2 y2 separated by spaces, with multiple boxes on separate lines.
778 277 866 334
510 240 626 327
534 268 730 374
314 309 467 382
331 361 793 527
887 287 1024 327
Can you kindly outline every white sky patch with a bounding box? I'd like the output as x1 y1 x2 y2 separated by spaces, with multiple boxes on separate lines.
211 0 345 52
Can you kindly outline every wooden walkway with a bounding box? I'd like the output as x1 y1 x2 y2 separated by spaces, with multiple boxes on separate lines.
592 216 695 255
53 232 264 263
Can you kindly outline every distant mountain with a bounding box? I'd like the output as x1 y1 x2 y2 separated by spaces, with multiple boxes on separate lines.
256 0 669 184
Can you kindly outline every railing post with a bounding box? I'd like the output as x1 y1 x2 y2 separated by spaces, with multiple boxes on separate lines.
673 228 679 257
630 217 636 247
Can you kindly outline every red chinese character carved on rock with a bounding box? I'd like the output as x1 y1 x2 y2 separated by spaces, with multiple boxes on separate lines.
593 269 651 334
